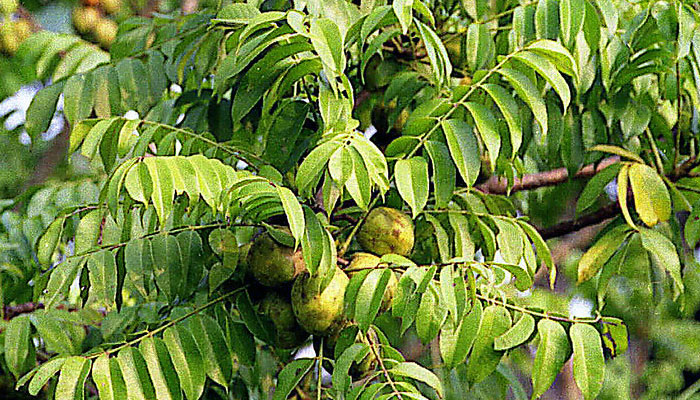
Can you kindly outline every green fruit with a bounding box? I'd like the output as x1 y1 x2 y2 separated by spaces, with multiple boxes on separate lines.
248 232 305 287
0 0 18 16
72 7 100 34
94 18 118 48
347 252 397 313
259 292 308 349
316 325 378 378
292 267 349 336
357 207 414 256
101 0 121 14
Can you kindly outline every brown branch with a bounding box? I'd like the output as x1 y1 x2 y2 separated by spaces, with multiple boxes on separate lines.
3 302 44 320
476 156 620 195
539 202 621 239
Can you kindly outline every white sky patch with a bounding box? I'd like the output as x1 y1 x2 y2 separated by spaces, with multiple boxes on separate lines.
124 110 140 120
363 125 377 140
605 179 618 202
569 295 594 319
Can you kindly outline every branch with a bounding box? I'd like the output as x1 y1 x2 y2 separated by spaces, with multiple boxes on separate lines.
476 156 620 195
539 202 621 240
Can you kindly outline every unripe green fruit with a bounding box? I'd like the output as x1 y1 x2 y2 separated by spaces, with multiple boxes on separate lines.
259 292 308 349
347 252 397 313
0 0 18 16
101 0 121 14
248 232 305 287
292 267 348 336
72 6 100 34
94 18 118 48
357 207 414 256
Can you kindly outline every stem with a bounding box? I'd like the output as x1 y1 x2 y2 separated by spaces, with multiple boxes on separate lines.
644 128 665 174
88 286 247 359
674 59 681 167
316 337 324 400
367 332 404 400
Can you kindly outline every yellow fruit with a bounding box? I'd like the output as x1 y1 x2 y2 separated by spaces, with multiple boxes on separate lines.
347 252 397 313
0 0 18 16
15 19 31 42
259 292 308 349
101 0 121 15
94 18 118 48
292 267 348 336
357 207 414 256
0 22 19 55
248 232 305 287
72 7 100 35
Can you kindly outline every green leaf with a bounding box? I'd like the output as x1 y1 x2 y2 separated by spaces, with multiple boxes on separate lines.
140 337 183 400
628 163 671 227
532 319 572 399
55 357 91 400
163 326 206 400
149 234 182 300
45 256 86 308
576 163 622 215
74 209 102 255
296 140 341 197
26 357 67 395
395 157 429 218
600 317 627 356
596 0 618 35
481 84 522 157
513 51 571 111
392 0 413 34
440 299 482 369
188 315 233 388
276 186 305 246
494 313 535 350
463 102 500 169
143 158 175 227
37 216 64 266
310 18 345 86
559 0 585 48
92 354 127 400
570 324 605 400
355 268 392 332
639 228 684 299
466 23 494 72
272 358 315 400
535 0 559 40
332 343 370 394
87 249 118 309
577 224 630 283
527 40 577 77
25 81 65 141
516 221 556 288
424 141 456 208
63 74 95 126
4 315 35 379
441 119 480 187
465 305 512 385
416 20 451 85
390 362 443 397
617 164 637 230
345 146 372 210
497 68 548 136
416 285 446 344
494 219 523 265
117 347 157 400
589 145 644 164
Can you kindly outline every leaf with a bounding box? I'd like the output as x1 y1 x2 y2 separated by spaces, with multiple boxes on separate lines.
27 357 67 395
345 146 372 210
393 0 414 34
685 199 700 248
465 305 512 385
628 163 671 227
332 343 370 394
272 358 315 400
497 68 548 136
395 157 429 218
639 228 684 299
45 257 86 308
144 158 175 227
532 319 571 399
37 217 64 266
149 234 182 300
463 102 501 169
570 324 605 400
482 84 522 157
576 163 621 215
516 221 556 289
390 362 443 397
163 326 206 400
92 354 127 400
355 268 392 331
513 51 571 111
440 299 482 369
577 224 630 283
441 119 480 187
4 315 35 379
296 140 341 197
276 186 305 246
617 164 637 230
589 145 644 164
494 219 523 265
424 141 456 208
74 209 103 255
25 81 65 141
560 0 585 49
494 313 535 350
310 18 345 86
140 337 183 400
55 357 91 400
188 315 233 388
466 23 494 72
535 0 559 40
87 250 118 311
600 317 627 356
63 74 95 126
117 347 157 400
416 20 451 85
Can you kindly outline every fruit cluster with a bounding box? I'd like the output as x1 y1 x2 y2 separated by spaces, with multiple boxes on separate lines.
245 207 414 377
71 0 122 49
0 0 31 56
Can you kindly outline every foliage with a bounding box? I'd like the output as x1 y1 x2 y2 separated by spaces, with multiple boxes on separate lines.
1 0 700 399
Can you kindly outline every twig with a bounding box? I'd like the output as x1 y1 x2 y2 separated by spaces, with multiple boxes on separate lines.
539 202 621 239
